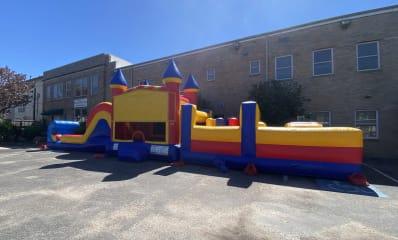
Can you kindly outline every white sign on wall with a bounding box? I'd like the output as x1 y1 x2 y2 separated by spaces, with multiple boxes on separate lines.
74 98 87 108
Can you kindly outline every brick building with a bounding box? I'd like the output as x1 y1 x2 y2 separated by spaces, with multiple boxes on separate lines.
42 54 130 121
41 6 398 159
118 6 398 159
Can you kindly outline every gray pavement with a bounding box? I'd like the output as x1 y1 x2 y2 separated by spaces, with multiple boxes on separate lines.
0 146 398 240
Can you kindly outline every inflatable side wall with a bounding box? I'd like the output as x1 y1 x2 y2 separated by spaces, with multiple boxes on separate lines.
181 101 363 179
46 59 364 181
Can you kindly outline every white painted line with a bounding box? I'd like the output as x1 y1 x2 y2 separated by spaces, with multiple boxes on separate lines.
368 185 388 198
363 163 398 184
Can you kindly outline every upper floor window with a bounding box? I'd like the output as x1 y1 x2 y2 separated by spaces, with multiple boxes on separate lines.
355 110 378 139
313 48 333 76
66 80 72 97
357 41 380 71
90 75 99 95
207 68 215 81
250 60 260 75
46 85 52 100
275 55 293 80
75 77 88 97
54 83 64 99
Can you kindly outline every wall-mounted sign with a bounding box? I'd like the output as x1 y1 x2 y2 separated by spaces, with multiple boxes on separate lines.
74 98 87 108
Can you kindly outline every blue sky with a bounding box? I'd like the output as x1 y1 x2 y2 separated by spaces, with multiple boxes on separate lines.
1 0 397 78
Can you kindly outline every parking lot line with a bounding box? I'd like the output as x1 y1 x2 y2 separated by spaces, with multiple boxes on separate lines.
363 163 398 184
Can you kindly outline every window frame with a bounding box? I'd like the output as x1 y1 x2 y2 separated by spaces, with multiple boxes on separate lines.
66 80 72 97
18 106 25 113
312 111 332 126
81 77 88 96
207 68 215 81
275 55 293 80
46 85 52 100
355 110 379 139
74 79 82 97
74 77 88 97
312 48 334 76
54 83 64 99
90 75 99 96
356 41 380 72
249 60 261 75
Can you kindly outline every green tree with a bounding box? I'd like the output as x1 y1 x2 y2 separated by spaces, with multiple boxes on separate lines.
197 94 212 111
0 66 32 115
249 81 305 125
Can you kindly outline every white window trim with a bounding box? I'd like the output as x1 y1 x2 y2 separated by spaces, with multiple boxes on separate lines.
249 60 261 75
355 110 379 139
275 55 293 80
356 41 380 72
312 48 334 76
207 68 215 81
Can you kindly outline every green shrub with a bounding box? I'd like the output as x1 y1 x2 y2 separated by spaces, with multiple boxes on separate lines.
249 81 305 125
0 119 16 142
22 123 45 141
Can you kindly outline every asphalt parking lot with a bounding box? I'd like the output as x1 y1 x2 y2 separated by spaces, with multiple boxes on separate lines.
0 146 398 240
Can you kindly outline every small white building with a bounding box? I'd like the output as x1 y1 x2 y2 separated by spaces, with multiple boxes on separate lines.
8 76 43 124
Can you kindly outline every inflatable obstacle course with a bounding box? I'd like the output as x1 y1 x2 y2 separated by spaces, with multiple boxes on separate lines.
47 59 364 181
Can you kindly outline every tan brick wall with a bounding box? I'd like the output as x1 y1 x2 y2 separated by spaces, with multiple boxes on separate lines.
123 10 398 159
264 12 398 159
42 54 130 120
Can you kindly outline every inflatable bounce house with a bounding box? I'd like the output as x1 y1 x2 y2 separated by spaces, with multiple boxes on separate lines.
47 59 365 182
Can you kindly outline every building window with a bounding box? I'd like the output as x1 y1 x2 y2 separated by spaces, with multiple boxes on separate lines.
54 83 64 99
82 78 88 96
46 85 52 100
75 78 88 97
207 68 215 81
275 55 293 80
297 112 331 126
355 110 378 139
139 79 152 85
90 75 99 95
313 48 333 76
66 80 72 97
311 111 331 126
74 108 87 122
357 41 380 71
250 60 260 75
18 106 25 113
